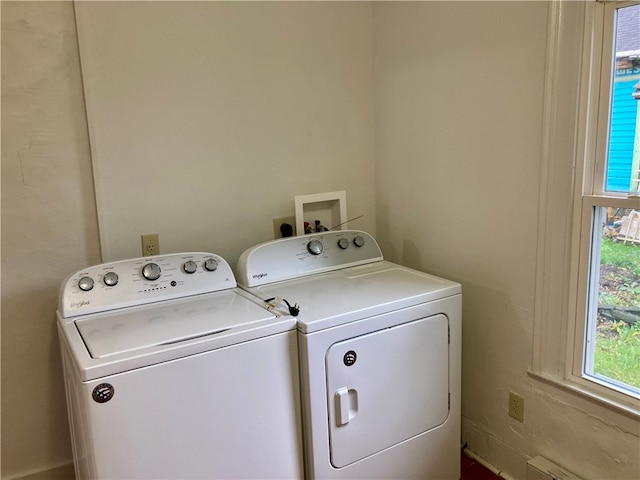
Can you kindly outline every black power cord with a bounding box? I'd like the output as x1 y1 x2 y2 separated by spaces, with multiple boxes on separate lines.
264 297 300 317
282 299 300 316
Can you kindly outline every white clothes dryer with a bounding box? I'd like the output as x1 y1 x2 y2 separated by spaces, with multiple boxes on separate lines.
57 252 303 480
237 231 461 480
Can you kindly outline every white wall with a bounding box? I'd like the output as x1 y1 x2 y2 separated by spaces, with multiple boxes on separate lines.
373 1 639 479
1 1 101 477
75 1 375 263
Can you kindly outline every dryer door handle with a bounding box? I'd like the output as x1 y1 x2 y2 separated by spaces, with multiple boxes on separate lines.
335 387 358 426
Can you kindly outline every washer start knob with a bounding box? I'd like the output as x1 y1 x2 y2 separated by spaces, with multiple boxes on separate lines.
307 239 324 255
141 263 161 281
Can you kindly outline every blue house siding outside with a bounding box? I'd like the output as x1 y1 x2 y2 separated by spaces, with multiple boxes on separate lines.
606 73 639 192
605 4 639 193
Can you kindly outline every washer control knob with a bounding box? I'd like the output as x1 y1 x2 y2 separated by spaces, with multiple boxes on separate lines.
203 258 219 272
307 239 324 255
103 272 119 287
141 263 161 281
183 260 197 274
78 276 94 292
353 235 365 248
338 238 350 250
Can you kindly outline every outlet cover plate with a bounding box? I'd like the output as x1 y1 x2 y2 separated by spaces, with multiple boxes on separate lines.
141 233 160 257
509 391 525 422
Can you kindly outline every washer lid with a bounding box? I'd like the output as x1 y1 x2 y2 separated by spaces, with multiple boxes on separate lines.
75 290 275 359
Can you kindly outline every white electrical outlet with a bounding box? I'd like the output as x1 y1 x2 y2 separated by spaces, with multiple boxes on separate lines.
509 391 525 422
141 234 159 257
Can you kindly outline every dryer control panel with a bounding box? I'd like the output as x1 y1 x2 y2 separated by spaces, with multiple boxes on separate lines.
237 230 383 287
59 253 236 317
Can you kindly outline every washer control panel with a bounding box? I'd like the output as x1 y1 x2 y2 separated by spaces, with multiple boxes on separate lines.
237 230 383 287
59 252 235 318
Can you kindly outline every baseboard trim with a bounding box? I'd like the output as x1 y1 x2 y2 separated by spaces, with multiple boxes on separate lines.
463 447 517 480
9 463 75 480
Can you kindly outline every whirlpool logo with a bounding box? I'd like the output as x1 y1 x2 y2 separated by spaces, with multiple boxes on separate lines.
252 272 268 280
70 300 90 309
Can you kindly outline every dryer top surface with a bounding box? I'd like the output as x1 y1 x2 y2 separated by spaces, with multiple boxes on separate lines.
246 261 461 333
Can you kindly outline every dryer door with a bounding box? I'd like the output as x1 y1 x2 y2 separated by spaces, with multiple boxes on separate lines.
325 314 449 468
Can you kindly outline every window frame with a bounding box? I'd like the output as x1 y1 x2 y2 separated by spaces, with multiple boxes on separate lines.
532 0 640 417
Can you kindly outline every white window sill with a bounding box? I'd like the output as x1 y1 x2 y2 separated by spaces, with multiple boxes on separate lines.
528 369 640 420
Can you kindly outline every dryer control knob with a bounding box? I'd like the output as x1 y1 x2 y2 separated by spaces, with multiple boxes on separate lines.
203 258 219 272
307 239 324 255
183 260 197 274
141 262 161 281
338 238 350 250
354 235 365 248
78 276 94 291
103 272 119 287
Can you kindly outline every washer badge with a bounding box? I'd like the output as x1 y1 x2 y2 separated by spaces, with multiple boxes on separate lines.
92 383 115 403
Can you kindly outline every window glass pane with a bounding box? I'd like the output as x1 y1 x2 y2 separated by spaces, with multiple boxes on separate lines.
605 4 640 193
585 206 640 395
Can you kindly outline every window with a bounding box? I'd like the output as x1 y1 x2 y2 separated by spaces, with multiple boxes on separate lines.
574 1 640 402
532 0 640 415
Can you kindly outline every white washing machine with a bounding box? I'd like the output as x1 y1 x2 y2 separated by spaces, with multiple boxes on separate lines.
57 252 303 480
237 231 461 480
